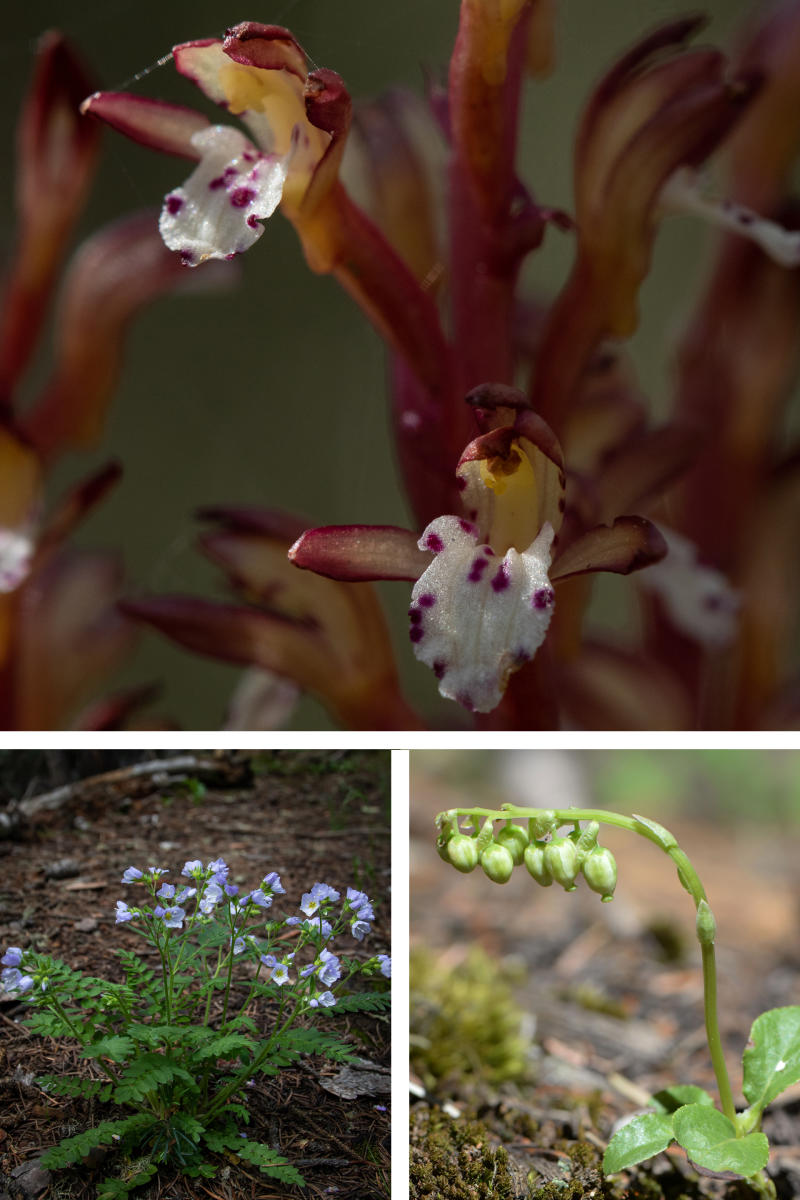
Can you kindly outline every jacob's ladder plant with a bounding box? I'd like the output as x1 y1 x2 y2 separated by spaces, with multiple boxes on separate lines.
1 857 391 1197
435 804 798 1199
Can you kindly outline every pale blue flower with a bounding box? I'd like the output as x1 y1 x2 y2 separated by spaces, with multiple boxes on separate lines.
260 953 277 970
271 962 290 985
309 990 336 1008
115 900 135 924
224 882 239 896
182 860 203 877
300 882 340 916
232 937 246 955
2 967 33 994
248 889 273 909
199 882 222 914
1 947 22 967
351 919 371 941
317 949 341 986
207 857 228 879
378 954 391 979
262 871 285 894
121 867 143 883
161 906 185 929
175 886 195 904
157 883 176 900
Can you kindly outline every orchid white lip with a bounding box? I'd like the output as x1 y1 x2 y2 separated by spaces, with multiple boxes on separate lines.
0 528 35 593
159 125 291 264
661 168 800 267
408 516 556 713
639 524 739 647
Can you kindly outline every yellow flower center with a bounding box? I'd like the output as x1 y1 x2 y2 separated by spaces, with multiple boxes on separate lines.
478 441 540 553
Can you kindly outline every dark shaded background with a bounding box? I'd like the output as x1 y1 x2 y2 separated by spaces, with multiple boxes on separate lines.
1 1 756 728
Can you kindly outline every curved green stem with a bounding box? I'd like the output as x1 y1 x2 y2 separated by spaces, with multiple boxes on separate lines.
439 805 737 1124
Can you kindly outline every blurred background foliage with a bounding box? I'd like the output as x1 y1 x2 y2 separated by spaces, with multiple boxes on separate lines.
413 749 800 824
1 0 759 727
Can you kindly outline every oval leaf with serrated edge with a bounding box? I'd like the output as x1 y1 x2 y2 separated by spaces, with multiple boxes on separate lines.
672 1104 769 1176
742 1007 800 1110
651 1085 715 1114
603 1113 675 1173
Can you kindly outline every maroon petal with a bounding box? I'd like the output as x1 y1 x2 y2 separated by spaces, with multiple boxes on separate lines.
23 212 233 462
14 550 135 730
80 92 209 159
560 640 691 730
288 525 428 581
550 516 667 581
0 34 101 404
37 461 122 556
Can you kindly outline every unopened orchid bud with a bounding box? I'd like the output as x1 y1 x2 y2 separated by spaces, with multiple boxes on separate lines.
575 821 600 861
581 845 617 901
447 834 479 874
696 899 716 946
543 835 579 891
480 841 515 884
528 810 557 839
495 822 528 865
475 816 496 856
523 840 553 887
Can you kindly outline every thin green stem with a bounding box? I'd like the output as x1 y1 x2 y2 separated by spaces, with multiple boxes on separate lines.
440 805 738 1124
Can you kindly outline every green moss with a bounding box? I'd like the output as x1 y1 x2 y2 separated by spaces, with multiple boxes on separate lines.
410 1110 514 1199
411 946 532 1093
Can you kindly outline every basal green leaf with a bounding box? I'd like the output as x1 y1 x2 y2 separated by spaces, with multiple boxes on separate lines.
651 1085 715 1114
742 1007 800 1110
672 1104 769 1176
603 1113 674 1174
86 1036 135 1062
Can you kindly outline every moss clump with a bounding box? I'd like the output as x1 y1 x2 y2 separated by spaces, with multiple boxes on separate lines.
411 946 532 1094
410 1109 515 1199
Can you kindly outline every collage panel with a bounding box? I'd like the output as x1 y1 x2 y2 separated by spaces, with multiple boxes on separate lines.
0 749 391 1199
411 749 800 1200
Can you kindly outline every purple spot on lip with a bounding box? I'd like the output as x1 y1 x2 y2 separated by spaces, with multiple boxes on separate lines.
418 593 436 608
513 648 532 665
459 519 475 534
165 194 183 215
179 249 195 265
532 587 555 610
208 175 226 190
246 214 260 228
408 607 422 625
483 546 494 556
425 532 444 553
433 660 447 679
491 564 510 592
468 556 489 582
409 626 424 643
456 476 467 491
230 187 255 208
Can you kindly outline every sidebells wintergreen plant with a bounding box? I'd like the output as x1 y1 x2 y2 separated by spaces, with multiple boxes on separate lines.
1 858 390 1198
435 805 799 1200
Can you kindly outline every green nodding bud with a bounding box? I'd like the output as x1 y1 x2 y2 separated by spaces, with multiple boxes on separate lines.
528 810 557 839
475 816 496 856
575 821 600 861
695 899 716 945
523 840 553 887
435 811 459 861
480 841 515 884
446 833 479 873
495 822 528 865
581 845 617 901
543 835 579 891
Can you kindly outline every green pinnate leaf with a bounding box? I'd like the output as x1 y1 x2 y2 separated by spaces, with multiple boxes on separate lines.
672 1104 769 1176
603 1113 675 1174
742 1006 800 1110
86 1036 135 1062
40 1114 155 1168
651 1085 715 1113
235 1139 306 1186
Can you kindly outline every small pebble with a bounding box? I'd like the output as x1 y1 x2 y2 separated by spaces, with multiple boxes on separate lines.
43 858 81 880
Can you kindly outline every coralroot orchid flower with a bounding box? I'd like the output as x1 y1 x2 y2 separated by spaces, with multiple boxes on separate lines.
67 4 800 730
0 32 232 729
291 393 666 715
